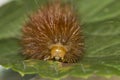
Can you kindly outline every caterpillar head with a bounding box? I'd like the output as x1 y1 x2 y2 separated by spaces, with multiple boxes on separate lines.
50 43 67 61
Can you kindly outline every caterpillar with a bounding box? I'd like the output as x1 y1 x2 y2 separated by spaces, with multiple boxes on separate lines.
21 1 84 63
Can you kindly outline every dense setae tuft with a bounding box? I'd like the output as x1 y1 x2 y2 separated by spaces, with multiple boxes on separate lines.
22 1 84 63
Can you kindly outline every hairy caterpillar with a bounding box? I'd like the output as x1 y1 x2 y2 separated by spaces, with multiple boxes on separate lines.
21 1 84 63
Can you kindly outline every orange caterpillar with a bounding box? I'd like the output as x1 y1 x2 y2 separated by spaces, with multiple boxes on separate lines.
21 1 84 63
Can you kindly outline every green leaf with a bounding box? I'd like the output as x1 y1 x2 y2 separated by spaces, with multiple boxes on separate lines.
0 0 120 79
0 0 46 39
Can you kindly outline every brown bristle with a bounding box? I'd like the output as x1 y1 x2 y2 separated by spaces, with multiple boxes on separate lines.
21 1 84 63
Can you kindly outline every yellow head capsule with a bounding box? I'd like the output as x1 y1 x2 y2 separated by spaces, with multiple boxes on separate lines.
50 43 67 61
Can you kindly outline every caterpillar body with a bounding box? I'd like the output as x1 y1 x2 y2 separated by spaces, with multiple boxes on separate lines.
22 1 84 63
